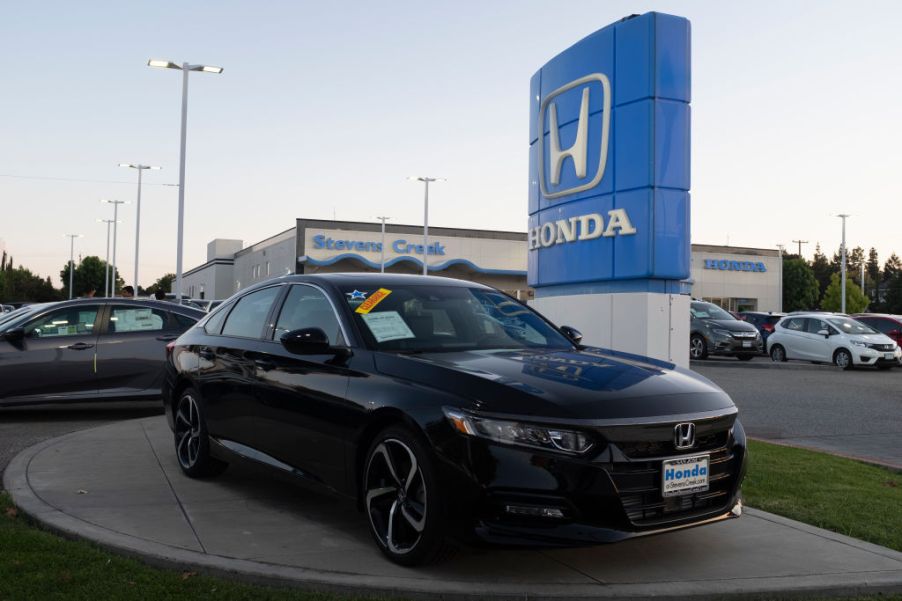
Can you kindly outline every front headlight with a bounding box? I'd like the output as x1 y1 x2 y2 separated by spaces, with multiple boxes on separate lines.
851 340 868 348
712 328 734 338
443 408 593 455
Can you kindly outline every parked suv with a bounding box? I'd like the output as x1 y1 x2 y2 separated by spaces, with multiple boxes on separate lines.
851 314 902 348
739 311 786 349
767 313 901 369
690 301 762 360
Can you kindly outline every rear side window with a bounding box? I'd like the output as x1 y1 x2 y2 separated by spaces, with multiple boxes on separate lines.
272 285 344 344
783 317 806 332
108 306 167 333
221 287 281 339
203 305 229 335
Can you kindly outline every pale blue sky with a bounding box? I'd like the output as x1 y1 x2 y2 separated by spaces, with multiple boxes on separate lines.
2 1 900 286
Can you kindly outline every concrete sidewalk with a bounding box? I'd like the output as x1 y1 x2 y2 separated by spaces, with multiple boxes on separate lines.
5 416 902 600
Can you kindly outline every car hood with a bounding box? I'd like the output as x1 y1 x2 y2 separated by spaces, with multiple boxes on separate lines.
702 320 758 332
374 347 735 422
851 334 896 345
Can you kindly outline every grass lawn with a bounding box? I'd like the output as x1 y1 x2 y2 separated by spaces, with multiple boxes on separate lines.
1 441 900 600
743 439 902 552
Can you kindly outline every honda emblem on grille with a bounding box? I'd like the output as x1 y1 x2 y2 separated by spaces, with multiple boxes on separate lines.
674 423 696 450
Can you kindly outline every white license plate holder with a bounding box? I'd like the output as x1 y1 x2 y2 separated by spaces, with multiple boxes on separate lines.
742 340 753 348
662 454 710 497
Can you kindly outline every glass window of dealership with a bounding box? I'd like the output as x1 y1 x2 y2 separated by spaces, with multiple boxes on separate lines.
182 220 782 312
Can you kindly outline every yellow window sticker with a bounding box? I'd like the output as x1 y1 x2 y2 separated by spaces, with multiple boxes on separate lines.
355 288 392 314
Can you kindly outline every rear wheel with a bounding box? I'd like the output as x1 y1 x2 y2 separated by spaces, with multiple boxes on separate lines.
174 388 227 478
363 425 449 566
770 344 787 362
690 335 708 360
833 349 853 370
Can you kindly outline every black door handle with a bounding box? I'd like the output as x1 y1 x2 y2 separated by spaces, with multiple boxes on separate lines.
67 342 95 351
198 347 215 360
156 334 179 341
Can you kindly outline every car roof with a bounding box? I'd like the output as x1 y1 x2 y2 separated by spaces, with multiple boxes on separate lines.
28 297 205 317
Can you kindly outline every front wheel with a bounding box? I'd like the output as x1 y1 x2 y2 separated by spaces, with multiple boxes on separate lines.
363 426 449 566
770 344 787 362
174 388 227 478
834 349 854 370
690 335 708 360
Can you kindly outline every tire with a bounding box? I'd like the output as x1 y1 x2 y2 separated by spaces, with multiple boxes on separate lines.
174 387 227 478
833 349 853 370
363 425 450 566
737 355 754 361
770 345 787 362
690 335 708 360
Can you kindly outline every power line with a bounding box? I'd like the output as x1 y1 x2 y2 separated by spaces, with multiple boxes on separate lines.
0 174 177 186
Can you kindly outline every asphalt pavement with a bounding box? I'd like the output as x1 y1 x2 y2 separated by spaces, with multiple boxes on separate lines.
6 416 902 600
692 357 902 468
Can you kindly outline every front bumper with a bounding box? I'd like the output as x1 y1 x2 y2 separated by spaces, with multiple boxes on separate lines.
708 334 763 356
436 416 748 546
853 346 902 366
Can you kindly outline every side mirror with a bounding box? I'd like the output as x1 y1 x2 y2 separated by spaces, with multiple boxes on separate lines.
280 328 331 354
3 327 24 342
560 325 583 345
817 329 830 338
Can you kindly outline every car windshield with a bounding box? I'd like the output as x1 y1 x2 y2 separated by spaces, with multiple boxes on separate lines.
827 317 878 335
341 284 573 352
691 302 734 321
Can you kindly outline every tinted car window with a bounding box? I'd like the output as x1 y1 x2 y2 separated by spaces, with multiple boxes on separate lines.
805 318 834 335
26 306 99 338
203 305 229 335
108 306 167 333
859 318 897 335
171 312 199 330
221 287 281 339
273 285 343 344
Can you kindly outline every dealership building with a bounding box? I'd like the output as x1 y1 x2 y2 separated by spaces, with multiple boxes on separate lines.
182 220 783 312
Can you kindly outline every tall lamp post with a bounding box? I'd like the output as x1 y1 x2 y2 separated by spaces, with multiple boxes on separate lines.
102 200 128 296
64 234 83 299
148 59 223 303
376 216 390 273
98 219 116 297
837 214 850 313
407 177 445 275
120 163 161 296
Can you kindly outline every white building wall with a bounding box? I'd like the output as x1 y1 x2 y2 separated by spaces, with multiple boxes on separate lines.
233 229 297 292
690 249 782 312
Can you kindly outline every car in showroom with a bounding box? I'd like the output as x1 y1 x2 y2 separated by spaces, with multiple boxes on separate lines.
767 313 902 369
851 313 902 348
163 274 748 565
739 311 786 350
0 298 204 406
690 300 762 361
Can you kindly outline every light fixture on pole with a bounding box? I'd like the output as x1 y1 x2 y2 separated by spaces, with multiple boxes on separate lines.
120 163 161 296
102 200 128 296
376 216 390 273
837 214 850 313
148 58 223 304
407 177 445 275
64 234 83 299
98 219 116 297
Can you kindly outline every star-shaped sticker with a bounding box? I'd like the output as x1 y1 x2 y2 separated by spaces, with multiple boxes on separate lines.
347 290 367 300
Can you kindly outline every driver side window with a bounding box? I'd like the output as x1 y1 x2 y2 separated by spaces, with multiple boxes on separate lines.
26 306 99 339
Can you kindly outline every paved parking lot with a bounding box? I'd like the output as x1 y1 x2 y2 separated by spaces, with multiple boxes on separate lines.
692 358 902 468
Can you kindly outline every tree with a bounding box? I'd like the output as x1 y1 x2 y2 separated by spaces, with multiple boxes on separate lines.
821 272 868 313
145 273 175 295
866 247 881 304
782 257 819 312
884 253 902 282
0 266 62 302
848 246 865 278
809 244 834 304
60 255 122 298
885 273 902 314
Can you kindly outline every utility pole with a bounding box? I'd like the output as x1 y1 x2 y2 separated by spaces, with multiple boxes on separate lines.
376 216 390 273
791 239 808 258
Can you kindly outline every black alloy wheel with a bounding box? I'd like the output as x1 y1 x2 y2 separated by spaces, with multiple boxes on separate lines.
690 335 708 360
363 426 447 566
770 345 786 362
174 388 227 478
834 349 853 370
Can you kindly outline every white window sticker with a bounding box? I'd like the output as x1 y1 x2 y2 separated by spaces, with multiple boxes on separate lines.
360 311 415 342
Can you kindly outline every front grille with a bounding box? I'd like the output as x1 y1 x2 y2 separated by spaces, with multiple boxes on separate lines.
609 442 737 526
618 430 728 459
868 343 895 352
731 331 757 339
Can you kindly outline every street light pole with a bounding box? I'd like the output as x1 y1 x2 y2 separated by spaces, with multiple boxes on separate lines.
791 239 808 258
99 219 114 297
148 59 223 304
64 234 83 299
102 200 128 296
120 163 161 296
408 176 445 276
376 216 390 273
838 214 850 313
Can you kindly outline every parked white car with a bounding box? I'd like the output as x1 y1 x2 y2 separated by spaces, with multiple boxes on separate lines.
767 313 902 370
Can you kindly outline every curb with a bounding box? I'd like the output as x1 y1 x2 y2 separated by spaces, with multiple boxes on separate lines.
4 425 902 601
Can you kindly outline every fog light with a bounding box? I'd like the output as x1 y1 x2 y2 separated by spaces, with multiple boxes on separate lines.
504 505 565 519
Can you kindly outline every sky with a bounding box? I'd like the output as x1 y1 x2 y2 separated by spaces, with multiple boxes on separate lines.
2 1 901 287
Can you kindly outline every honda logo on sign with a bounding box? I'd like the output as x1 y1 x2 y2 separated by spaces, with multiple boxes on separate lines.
537 73 611 200
674 423 696 450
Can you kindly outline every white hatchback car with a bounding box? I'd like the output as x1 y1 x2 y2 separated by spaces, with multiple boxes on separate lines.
767 313 902 370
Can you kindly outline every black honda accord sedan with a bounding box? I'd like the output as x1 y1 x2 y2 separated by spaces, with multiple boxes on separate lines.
163 274 747 565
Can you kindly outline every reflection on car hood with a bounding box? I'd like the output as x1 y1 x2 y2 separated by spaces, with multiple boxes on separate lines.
374 347 735 421
703 320 758 332
851 334 895 345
